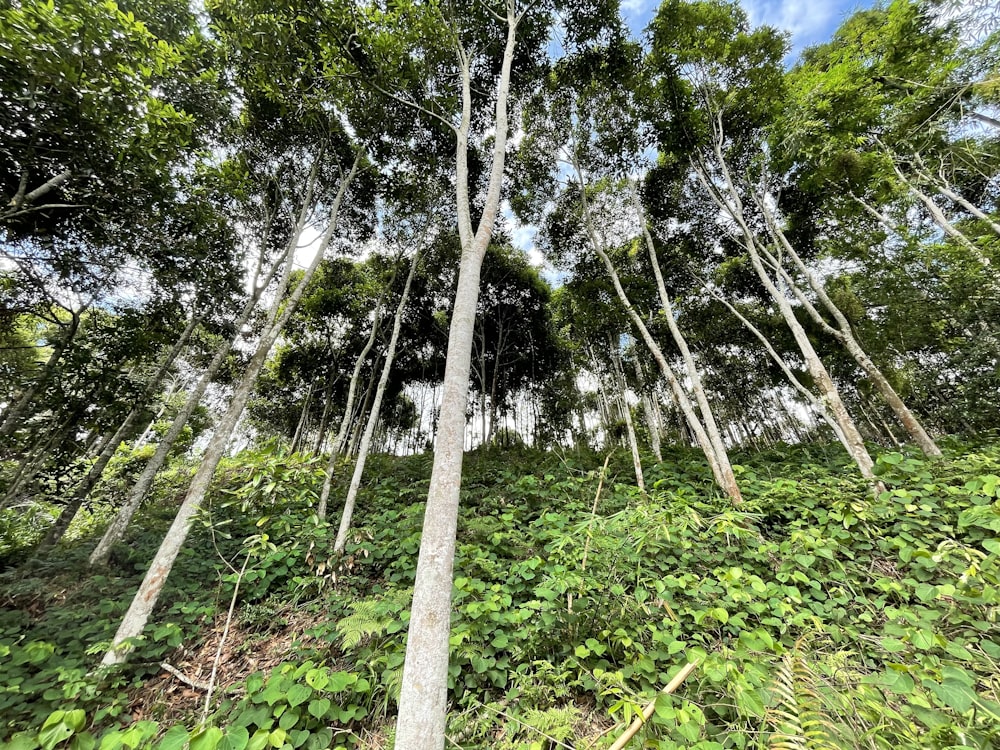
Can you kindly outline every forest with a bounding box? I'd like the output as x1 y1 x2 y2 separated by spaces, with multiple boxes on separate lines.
1 0 999 748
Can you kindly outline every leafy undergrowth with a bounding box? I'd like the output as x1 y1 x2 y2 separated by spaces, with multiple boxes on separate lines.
1 438 999 749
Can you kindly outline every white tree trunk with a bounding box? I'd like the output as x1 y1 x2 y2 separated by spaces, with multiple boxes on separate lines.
630 348 662 462
610 345 645 492
571 159 730 494
394 7 518 747
334 247 421 553
758 200 942 457
632 183 742 501
88 240 299 567
100 156 359 664
892 160 998 278
696 154 879 487
317 300 384 519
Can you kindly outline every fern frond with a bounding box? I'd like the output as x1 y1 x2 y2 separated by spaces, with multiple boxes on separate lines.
336 598 391 650
764 638 843 750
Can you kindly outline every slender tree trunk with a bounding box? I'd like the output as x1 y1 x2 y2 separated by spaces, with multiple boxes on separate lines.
312 372 337 455
748 245 876 481
334 248 421 553
610 344 645 492
572 159 730 496
914 165 1000 237
394 8 517 746
1 412 78 509
630 349 662 462
290 381 314 454
702 285 849 449
99 162 358 667
633 183 741 500
317 294 387 518
133 377 180 448
696 156 879 487
39 314 202 550
590 352 616 448
0 309 81 442
88 277 288 566
892 161 998 277
348 364 379 457
758 201 942 457
87 157 327 568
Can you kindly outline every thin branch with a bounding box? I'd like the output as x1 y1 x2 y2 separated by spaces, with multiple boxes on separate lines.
608 662 699 750
202 551 251 723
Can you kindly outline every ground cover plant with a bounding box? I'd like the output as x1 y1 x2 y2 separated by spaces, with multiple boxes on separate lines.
1 438 998 749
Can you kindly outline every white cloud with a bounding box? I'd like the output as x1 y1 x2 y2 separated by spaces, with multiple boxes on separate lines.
741 0 846 57
621 0 650 13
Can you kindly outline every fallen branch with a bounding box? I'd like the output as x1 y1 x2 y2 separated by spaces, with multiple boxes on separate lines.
160 662 211 691
608 661 699 750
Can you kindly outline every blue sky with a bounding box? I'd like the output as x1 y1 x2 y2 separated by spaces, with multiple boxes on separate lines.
620 0 877 62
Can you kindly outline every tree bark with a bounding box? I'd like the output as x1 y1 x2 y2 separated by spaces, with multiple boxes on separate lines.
311 371 338 455
290 381 314 454
99 156 359 664
609 343 645 492
86 152 325 566
891 160 998 278
695 152 879 487
87 245 297 567
633 182 741 500
702 282 849 450
334 247 421 553
38 314 200 550
0 411 78 510
915 164 1000 237
630 348 662 462
317 301 385 519
394 7 518 746
0 309 81 442
757 199 942 457
571 157 730 495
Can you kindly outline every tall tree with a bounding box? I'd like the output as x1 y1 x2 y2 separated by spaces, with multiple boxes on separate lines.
337 2 620 746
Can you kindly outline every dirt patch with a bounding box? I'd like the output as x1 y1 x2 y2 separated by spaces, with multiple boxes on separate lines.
126 606 331 726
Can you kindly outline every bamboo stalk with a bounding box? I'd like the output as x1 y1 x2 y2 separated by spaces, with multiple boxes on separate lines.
608 661 698 750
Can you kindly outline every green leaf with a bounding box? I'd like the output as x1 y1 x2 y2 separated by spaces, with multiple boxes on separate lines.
929 680 977 714
189 727 223 750
326 672 355 692
7 732 41 750
881 637 907 653
303 669 328 691
68 735 94 750
910 629 936 650
307 699 331 720
39 717 75 750
734 685 765 718
247 730 269 750
222 727 249 750
286 684 312 708
652 694 675 721
157 726 188 750
914 583 936 602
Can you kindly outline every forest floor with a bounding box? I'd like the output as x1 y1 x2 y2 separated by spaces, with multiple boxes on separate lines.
1 437 999 749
